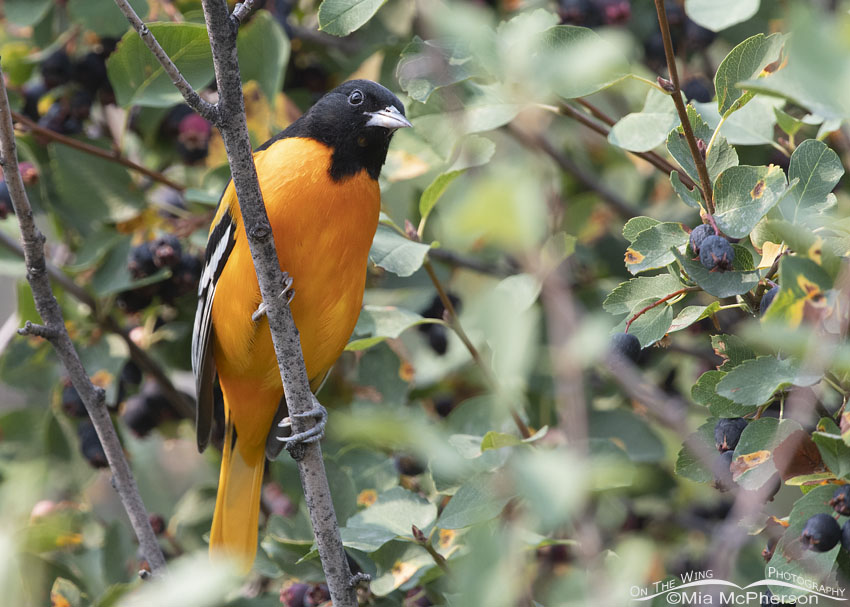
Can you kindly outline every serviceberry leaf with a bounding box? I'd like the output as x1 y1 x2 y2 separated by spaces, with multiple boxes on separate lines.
716 355 821 405
714 33 785 115
666 105 738 184
624 222 689 275
713 165 793 238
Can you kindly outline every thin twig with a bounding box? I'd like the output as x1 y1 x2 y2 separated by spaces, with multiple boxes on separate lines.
112 0 218 123
0 65 168 578
0 230 194 419
230 0 258 26
507 123 640 220
428 247 516 277
423 259 532 439
557 102 700 193
11 110 185 192
412 525 451 576
653 0 714 214
625 286 701 332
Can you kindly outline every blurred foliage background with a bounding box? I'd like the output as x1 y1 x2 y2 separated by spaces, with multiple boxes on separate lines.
2 0 850 605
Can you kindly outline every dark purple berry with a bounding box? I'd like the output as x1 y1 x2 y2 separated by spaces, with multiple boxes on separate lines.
714 418 747 452
434 396 455 418
116 288 154 313
128 243 157 279
41 50 72 89
176 114 212 164
151 234 183 269
165 253 202 300
699 235 735 272
22 81 47 120
712 450 735 492
78 420 108 468
149 514 166 535
404 587 433 607
610 332 641 363
426 325 449 355
61 380 87 418
760 286 779 316
121 382 182 437
304 583 330 607
419 293 460 355
395 454 426 476
830 485 850 516
121 361 143 387
801 513 841 552
72 52 108 93
682 76 713 103
0 180 13 219
280 582 309 607
558 0 603 27
689 224 713 255
684 19 716 52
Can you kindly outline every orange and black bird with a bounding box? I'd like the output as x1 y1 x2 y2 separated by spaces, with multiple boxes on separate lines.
191 80 411 568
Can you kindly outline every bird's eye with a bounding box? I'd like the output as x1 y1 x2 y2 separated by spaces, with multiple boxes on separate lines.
348 90 364 106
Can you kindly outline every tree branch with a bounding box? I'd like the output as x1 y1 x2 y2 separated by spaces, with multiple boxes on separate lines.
0 230 195 420
428 246 516 277
197 0 356 602
112 0 218 123
11 110 185 192
0 66 168 578
653 0 715 214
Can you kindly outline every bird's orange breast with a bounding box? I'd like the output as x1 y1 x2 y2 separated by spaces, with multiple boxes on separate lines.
210 137 380 449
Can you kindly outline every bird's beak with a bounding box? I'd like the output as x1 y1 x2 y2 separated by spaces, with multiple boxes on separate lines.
364 105 412 130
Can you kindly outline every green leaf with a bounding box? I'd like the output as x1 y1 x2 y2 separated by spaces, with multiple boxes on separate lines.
714 33 784 115
622 216 660 243
107 23 214 108
622 297 674 348
347 305 436 351
812 432 850 480
717 356 821 405
397 37 490 103
480 432 522 452
675 418 717 483
68 0 147 37
317 0 387 36
732 418 800 490
782 139 845 224
624 222 689 275
370 541 433 596
369 225 431 277
420 170 464 226
693 97 782 146
603 274 684 316
346 486 437 539
439 473 512 529
608 89 680 153
711 333 756 369
670 171 703 209
5 0 51 27
692 370 758 417
49 143 146 232
773 107 806 137
712 165 791 238
536 25 629 99
588 410 665 462
668 301 722 333
666 104 738 183
236 10 289 106
685 0 760 32
672 248 759 298
50 577 84 607
762 255 834 326
738 9 850 121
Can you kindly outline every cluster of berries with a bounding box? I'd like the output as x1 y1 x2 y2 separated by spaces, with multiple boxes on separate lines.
689 224 735 272
418 293 461 356
23 42 118 135
117 234 202 312
279 582 331 607
158 105 213 165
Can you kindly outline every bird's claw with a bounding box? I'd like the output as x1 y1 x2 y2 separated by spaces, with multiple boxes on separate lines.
276 400 327 451
252 273 295 321
349 572 371 587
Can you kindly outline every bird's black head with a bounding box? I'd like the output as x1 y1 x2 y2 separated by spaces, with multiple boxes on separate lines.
273 79 411 182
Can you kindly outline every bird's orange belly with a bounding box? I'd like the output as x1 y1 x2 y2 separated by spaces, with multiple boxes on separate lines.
210 138 380 450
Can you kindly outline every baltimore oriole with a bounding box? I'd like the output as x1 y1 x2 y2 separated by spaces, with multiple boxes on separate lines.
191 80 410 568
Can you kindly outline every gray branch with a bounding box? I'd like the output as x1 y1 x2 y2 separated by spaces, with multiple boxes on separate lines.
115 0 357 602
0 68 168 577
113 0 218 123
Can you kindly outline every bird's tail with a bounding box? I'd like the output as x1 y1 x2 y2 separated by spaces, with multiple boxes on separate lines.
209 410 264 573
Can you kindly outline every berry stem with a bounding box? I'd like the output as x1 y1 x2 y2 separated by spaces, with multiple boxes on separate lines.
625 286 701 332
652 0 716 215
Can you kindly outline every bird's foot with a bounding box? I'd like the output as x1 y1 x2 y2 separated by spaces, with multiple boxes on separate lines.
349 572 371 587
252 273 295 321
277 398 327 459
